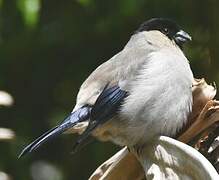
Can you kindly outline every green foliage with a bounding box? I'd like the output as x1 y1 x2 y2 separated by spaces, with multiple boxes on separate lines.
17 0 40 28
0 0 218 179
0 0 3 8
77 0 92 7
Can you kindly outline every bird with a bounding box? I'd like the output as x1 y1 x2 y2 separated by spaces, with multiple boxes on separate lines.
19 18 193 158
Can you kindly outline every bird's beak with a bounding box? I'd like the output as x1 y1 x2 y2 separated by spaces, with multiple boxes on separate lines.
174 30 192 44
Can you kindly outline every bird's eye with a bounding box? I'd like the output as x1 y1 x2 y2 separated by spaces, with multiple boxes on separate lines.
164 28 169 33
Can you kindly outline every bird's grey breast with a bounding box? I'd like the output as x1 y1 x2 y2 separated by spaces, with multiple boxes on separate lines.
119 47 193 145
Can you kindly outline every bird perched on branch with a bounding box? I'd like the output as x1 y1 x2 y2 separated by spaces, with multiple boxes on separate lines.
19 18 193 158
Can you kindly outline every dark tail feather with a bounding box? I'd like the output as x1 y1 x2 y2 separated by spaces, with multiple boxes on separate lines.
18 106 91 158
71 135 95 154
72 122 98 153
19 125 65 158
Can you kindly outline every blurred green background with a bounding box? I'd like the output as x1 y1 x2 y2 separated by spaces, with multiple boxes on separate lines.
0 0 218 179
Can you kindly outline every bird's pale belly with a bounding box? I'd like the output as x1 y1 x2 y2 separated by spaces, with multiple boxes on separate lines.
92 88 192 147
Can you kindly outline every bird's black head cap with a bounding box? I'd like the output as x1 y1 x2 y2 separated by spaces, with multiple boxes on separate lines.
135 18 192 47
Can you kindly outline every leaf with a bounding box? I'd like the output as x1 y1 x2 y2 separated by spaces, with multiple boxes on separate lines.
17 0 40 28
0 91 14 107
0 128 15 141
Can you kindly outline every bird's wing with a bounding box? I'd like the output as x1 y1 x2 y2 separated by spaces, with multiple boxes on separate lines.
72 84 128 152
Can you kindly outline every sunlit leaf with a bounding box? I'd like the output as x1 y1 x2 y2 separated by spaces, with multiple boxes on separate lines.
0 172 11 180
0 0 3 8
17 0 41 28
31 161 63 180
77 0 92 7
0 91 14 107
0 128 15 141
119 0 141 16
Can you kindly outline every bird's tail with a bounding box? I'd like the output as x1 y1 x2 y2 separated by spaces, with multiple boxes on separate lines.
18 106 91 158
